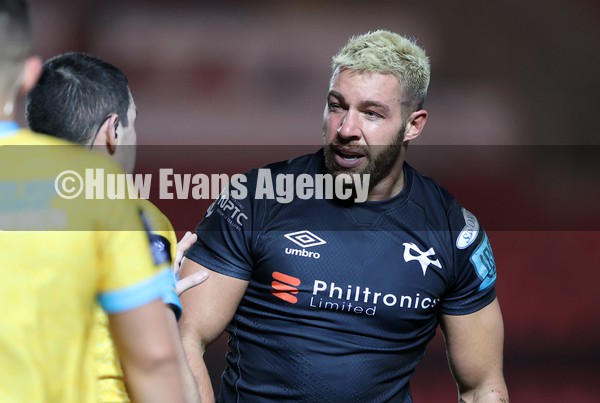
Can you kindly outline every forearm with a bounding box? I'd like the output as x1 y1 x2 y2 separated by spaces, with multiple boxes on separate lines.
458 381 509 403
125 358 186 403
181 335 215 403
110 301 186 403
166 312 202 403
176 262 249 403
443 301 508 403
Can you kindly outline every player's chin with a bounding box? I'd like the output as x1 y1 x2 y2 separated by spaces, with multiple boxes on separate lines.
326 164 367 180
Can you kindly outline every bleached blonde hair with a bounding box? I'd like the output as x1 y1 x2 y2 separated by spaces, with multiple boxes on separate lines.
331 30 430 111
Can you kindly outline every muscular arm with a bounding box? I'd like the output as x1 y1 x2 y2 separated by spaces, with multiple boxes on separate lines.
440 298 508 403
109 299 186 403
165 307 202 403
178 258 249 403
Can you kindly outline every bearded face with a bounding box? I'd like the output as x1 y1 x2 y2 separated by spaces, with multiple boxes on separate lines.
322 69 410 194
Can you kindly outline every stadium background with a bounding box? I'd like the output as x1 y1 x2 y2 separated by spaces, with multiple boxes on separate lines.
20 0 600 401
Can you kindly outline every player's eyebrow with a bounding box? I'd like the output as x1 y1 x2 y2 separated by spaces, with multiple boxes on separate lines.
358 100 390 114
328 91 391 114
327 90 345 102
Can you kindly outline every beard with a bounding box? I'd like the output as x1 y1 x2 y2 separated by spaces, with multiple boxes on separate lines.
323 123 406 191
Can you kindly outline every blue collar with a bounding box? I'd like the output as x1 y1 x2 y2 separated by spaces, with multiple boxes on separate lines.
0 121 20 137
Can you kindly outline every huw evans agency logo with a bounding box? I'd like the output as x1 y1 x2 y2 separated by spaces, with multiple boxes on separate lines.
284 230 326 259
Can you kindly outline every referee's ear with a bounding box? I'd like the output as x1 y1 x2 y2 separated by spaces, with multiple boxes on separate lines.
20 56 42 95
105 114 120 149
93 114 120 155
403 109 428 143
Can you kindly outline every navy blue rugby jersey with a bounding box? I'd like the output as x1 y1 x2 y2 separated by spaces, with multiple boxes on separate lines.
186 149 497 403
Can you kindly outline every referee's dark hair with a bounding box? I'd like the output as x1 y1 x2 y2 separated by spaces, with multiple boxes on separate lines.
25 52 131 145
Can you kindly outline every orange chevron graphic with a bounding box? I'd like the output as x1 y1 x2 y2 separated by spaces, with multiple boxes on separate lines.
271 271 301 304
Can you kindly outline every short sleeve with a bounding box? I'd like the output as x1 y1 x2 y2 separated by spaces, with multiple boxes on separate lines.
98 269 172 313
140 199 182 319
185 180 257 281
440 205 497 315
93 172 169 313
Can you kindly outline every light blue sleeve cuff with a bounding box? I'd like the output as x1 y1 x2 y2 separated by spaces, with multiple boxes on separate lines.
161 270 182 320
162 287 182 321
98 269 172 314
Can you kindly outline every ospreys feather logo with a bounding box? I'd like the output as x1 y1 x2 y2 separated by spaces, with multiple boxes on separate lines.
403 242 442 276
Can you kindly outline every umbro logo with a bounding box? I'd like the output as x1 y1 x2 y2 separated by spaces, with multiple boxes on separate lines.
403 242 442 276
284 231 325 259
284 230 326 248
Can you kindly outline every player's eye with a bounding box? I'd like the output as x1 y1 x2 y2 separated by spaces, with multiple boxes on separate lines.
328 102 342 111
364 110 383 119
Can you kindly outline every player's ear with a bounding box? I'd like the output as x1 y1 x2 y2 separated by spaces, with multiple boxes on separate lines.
403 109 428 142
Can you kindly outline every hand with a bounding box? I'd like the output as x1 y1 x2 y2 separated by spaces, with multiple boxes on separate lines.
174 231 208 296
